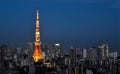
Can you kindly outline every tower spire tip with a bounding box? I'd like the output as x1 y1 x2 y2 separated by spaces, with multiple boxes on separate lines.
36 9 39 19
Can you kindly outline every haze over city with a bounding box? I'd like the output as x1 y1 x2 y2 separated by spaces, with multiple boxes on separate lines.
0 0 120 50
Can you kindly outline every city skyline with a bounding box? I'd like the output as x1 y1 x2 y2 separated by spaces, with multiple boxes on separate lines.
0 0 119 50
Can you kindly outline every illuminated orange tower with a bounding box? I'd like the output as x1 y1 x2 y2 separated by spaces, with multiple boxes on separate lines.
32 10 44 62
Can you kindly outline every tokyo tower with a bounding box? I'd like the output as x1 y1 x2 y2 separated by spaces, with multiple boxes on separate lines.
32 10 44 62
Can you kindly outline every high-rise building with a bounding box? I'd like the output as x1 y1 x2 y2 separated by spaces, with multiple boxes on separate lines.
32 10 44 62
54 43 61 57
98 44 109 58
98 44 109 65
98 46 104 61
69 46 76 65
76 48 82 62
27 42 34 63
64 54 71 66
103 44 109 57
42 44 51 61
110 51 118 58
88 47 97 65
82 49 87 59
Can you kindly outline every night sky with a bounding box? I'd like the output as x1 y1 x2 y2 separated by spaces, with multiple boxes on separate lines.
0 0 120 51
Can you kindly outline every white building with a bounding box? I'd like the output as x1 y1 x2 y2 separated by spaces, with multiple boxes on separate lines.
82 49 87 58
110 51 118 58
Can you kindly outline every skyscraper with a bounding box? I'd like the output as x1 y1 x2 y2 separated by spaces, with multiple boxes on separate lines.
54 43 61 57
82 49 87 59
32 10 44 62
70 46 76 65
98 44 109 65
88 47 97 65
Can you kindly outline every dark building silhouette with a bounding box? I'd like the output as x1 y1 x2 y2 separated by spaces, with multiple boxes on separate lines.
0 44 7 73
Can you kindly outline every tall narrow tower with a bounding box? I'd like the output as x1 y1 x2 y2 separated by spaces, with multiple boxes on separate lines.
32 10 44 62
